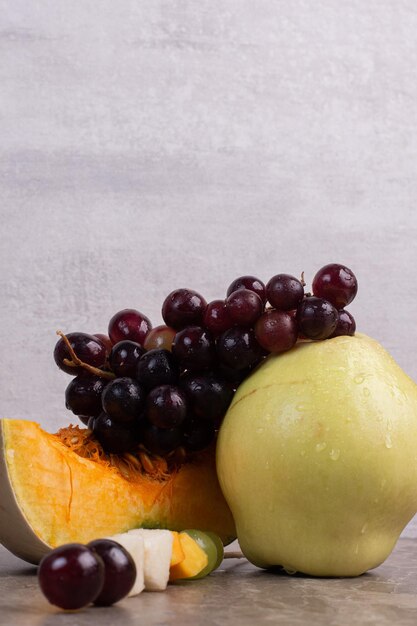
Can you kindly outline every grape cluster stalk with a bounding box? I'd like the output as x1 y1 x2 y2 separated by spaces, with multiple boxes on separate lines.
54 263 357 460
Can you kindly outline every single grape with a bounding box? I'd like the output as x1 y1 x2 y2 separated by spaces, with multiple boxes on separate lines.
144 325 176 351
140 421 182 456
226 289 264 326
180 373 233 423
296 297 338 340
92 412 139 454
182 418 216 452
203 300 233 336
109 340 145 378
87 539 136 606
172 326 215 372
102 378 145 423
254 309 298 353
38 543 105 610
136 349 179 390
266 274 304 310
329 309 356 337
162 288 207 330
182 530 224 579
146 385 187 429
226 275 266 304
312 263 358 309
216 327 264 370
65 374 108 418
54 332 107 375
108 309 152 346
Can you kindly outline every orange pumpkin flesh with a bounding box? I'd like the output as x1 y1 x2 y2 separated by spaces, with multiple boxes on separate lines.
0 419 236 564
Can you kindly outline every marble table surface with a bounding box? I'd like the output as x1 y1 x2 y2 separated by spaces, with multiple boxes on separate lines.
1 538 417 626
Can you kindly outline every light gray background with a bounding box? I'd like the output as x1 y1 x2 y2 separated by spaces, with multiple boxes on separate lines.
1 1 417 533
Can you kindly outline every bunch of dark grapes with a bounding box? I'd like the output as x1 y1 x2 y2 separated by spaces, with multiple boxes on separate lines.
54 263 357 461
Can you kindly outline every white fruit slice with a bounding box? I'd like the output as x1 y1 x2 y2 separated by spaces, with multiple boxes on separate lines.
128 529 173 591
109 533 145 596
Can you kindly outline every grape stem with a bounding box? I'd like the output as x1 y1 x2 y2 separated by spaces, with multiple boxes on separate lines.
56 331 115 380
224 551 245 559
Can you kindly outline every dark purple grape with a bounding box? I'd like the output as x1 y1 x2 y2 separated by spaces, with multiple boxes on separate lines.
87 539 136 606
54 333 107 375
172 326 215 371
266 274 304 310
329 309 356 337
312 263 358 309
296 297 338 340
180 374 233 423
162 288 207 330
92 412 139 454
216 327 264 370
102 378 145 423
182 418 215 452
203 300 233 336
140 421 182 456
254 310 298 353
226 275 266 304
226 289 264 326
144 325 176 351
108 309 152 346
136 349 179 389
146 385 187 429
38 544 104 610
65 375 108 418
109 340 145 378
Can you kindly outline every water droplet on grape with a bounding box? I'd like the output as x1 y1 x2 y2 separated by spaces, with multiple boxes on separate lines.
329 448 340 461
315 442 327 452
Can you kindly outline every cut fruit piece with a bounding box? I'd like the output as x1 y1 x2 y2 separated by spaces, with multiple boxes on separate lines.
169 532 208 581
108 533 145 596
0 419 236 564
170 531 185 567
128 529 173 591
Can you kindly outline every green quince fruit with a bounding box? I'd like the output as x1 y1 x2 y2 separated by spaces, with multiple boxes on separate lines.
216 334 417 576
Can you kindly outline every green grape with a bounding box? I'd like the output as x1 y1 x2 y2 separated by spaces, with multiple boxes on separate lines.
183 529 224 579
204 532 225 571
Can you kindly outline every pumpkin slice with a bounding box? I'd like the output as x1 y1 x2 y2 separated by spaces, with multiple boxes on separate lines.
0 419 236 564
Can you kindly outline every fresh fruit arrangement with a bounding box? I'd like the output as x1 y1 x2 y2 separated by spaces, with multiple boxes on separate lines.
53 263 357 462
38 528 224 610
7 259 415 598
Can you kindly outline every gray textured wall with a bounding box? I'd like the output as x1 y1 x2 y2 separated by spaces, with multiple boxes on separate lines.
1 2 417 532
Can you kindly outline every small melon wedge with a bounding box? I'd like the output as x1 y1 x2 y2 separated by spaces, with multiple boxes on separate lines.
128 529 173 591
169 532 208 581
109 533 145 596
170 531 185 567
